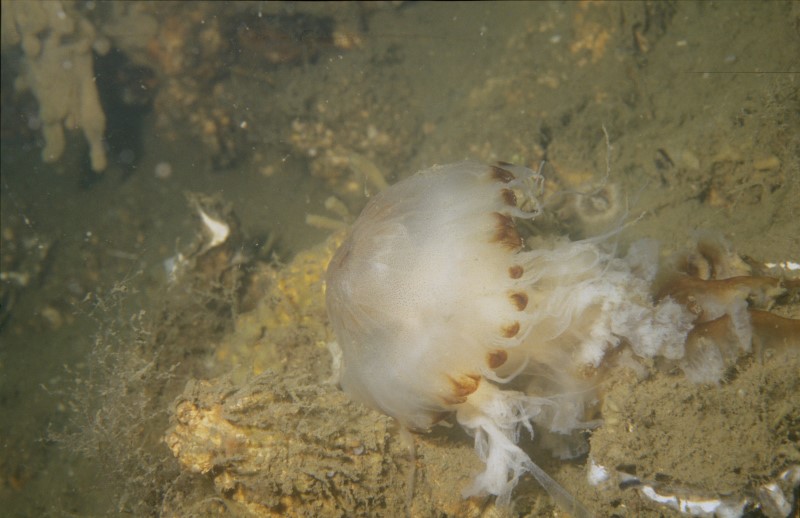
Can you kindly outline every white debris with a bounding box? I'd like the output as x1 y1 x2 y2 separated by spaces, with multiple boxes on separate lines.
764 261 800 271
198 208 230 250
640 485 746 517
163 253 186 283
587 459 610 486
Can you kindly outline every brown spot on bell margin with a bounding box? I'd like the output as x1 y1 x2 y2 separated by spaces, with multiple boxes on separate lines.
492 212 522 250
502 321 520 338
510 291 528 311
487 350 508 369
490 165 516 183
509 265 524 279
501 188 517 207
442 373 481 405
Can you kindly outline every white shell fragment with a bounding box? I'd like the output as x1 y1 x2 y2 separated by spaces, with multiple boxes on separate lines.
198 208 230 250
589 461 800 517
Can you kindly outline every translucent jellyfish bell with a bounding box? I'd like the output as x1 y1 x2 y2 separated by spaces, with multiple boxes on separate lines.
326 161 690 514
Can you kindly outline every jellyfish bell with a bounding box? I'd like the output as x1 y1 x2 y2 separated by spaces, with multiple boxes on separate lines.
326 162 546 428
325 161 693 514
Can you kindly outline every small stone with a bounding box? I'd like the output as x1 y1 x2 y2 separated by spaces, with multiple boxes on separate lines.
753 155 780 171
41 305 63 329
154 161 173 180
680 150 700 170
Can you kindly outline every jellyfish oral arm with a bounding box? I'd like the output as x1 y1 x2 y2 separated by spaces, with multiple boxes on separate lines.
457 383 593 517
